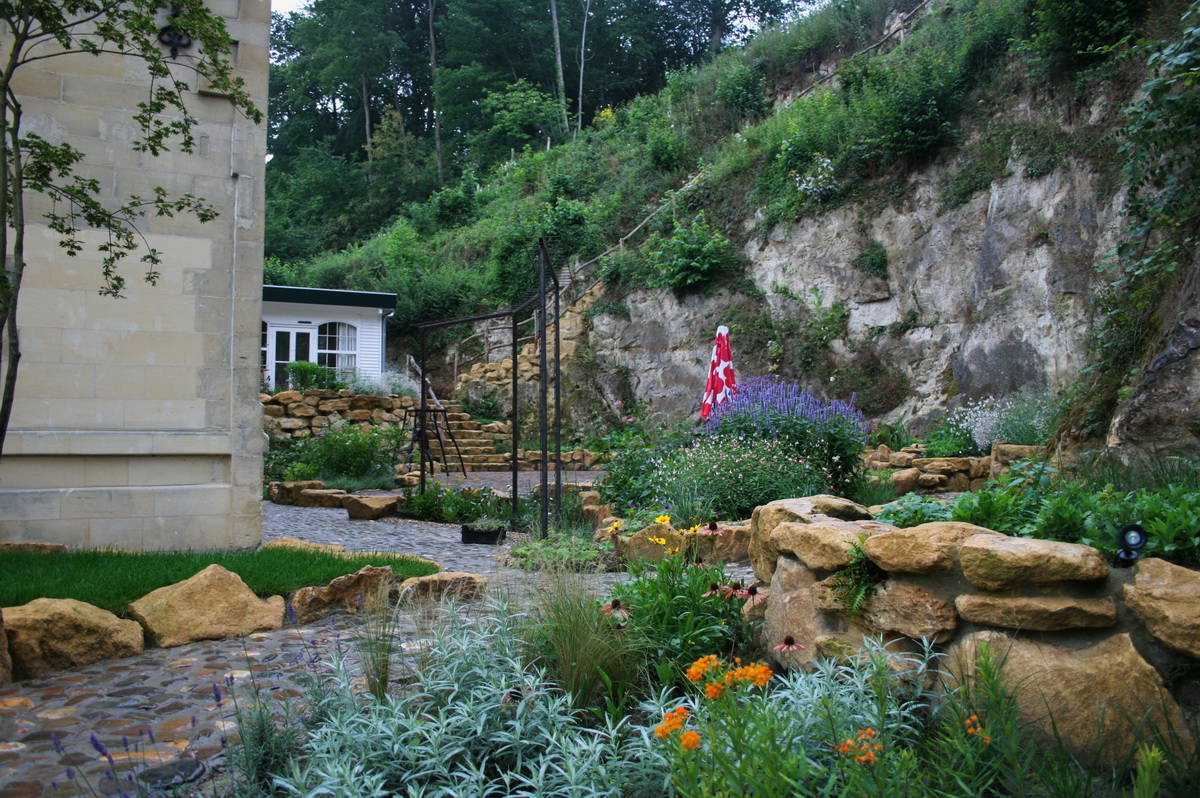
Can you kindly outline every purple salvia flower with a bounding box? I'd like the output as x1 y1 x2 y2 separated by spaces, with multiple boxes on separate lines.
212 683 222 707
90 734 108 758
65 768 75 780
52 732 63 754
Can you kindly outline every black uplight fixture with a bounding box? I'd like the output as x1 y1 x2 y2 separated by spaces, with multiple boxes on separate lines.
1114 523 1149 568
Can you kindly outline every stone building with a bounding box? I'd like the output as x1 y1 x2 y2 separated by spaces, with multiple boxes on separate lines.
0 2 269 549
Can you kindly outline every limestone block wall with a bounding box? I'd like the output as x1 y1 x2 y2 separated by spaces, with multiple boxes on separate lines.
748 496 1200 761
261 389 414 439
0 2 270 550
862 443 1042 494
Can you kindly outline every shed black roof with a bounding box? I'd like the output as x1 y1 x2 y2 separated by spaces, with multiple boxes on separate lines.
263 285 396 310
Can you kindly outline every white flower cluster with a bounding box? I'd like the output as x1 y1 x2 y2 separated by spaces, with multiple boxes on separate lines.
791 154 837 202
957 391 1055 451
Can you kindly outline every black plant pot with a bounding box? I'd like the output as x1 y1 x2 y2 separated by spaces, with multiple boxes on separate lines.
461 525 507 545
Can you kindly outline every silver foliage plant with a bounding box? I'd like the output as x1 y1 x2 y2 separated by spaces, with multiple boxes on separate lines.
272 601 668 797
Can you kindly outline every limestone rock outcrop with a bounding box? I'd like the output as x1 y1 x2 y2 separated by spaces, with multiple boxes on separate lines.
2 599 143 678
127 565 284 648
955 594 1117 631
749 495 876 582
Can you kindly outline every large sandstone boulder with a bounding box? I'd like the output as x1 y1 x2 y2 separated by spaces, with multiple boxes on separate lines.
0 609 11 684
290 566 395 623
955 595 1117 631
343 495 399 520
911 457 971 475
1124 558 1200 659
695 522 753 563
127 565 285 648
862 522 999 574
396 572 488 604
2 599 143 679
296 489 348 508
959 534 1109 591
945 632 1186 765
749 496 873 582
770 520 893 572
762 554 824 669
620 523 678 563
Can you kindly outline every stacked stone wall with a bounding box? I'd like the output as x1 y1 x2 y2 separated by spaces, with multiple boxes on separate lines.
863 443 1043 494
747 495 1200 763
261 389 416 439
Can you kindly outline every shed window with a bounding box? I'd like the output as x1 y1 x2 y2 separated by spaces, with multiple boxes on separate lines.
317 322 357 375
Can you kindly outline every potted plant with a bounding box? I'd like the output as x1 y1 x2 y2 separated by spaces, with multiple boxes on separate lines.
461 517 508 545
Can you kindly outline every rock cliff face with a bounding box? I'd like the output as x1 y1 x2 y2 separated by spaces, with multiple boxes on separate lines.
585 158 1121 426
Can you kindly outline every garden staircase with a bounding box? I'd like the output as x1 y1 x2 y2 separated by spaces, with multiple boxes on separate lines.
423 403 513 472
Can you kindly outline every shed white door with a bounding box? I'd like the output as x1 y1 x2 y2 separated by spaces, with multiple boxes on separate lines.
269 325 314 387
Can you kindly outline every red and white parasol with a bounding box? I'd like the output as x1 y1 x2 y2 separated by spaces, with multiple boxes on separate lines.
700 325 736 421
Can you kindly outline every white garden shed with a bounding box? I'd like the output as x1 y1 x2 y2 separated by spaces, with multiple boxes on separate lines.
261 285 397 388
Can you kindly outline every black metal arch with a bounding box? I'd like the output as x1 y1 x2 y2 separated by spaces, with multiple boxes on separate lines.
413 238 563 535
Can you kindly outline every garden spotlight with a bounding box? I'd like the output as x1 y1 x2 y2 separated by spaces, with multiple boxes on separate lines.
1114 523 1148 568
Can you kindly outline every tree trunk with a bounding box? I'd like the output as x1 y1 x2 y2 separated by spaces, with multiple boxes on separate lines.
575 0 590 137
549 0 570 138
428 0 444 186
361 71 373 160
0 103 25 456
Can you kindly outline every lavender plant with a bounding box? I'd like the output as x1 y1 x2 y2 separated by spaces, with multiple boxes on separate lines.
704 376 868 494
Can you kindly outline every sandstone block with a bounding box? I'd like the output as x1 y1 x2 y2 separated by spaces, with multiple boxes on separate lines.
889 467 921 494
769 521 888 572
991 443 1041 464
288 402 317 417
0 541 69 554
127 565 284 648
912 457 971 474
621 523 679 563
350 395 381 410
695 522 754 564
303 395 321 407
296 489 347 508
270 480 325 505
861 580 958 642
3 599 143 678
918 473 947 489
318 399 350 412
888 451 916 468
955 595 1117 631
0 609 10 684
763 554 822 668
260 392 273 403
969 457 991 479
959 535 1109 591
946 473 970 492
344 495 399 520
262 404 284 417
344 410 373 421
749 495 873 582
945 632 1184 766
263 537 346 555
291 565 395 623
276 417 309 431
1124 558 1200 659
272 390 302 404
861 522 999 573
396 572 487 604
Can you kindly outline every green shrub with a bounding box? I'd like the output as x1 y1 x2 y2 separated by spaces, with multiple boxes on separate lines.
716 62 770 118
851 240 888 278
1031 0 1146 70
307 421 401 481
607 553 749 686
875 492 955 527
284 361 345 391
644 212 738 290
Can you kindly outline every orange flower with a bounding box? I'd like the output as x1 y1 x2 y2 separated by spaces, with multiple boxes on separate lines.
654 706 689 738
680 730 702 750
686 655 721 683
705 681 725 700
729 662 773 688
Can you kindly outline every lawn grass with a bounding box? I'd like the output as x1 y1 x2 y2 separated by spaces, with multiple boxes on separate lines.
0 548 440 615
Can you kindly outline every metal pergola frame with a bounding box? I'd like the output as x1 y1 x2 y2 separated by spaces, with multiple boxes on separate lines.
412 238 563 536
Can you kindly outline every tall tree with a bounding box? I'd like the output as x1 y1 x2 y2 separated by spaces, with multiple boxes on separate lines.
550 0 571 136
0 1 261 454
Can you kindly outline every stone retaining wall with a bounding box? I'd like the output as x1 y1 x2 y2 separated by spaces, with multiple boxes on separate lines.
262 389 417 439
747 495 1199 763
863 443 1043 493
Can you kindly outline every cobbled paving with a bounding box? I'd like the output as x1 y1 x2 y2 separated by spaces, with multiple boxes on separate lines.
1 486 753 796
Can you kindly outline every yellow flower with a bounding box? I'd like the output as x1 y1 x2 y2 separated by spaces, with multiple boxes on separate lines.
655 514 671 525
649 536 666 546
686 524 701 535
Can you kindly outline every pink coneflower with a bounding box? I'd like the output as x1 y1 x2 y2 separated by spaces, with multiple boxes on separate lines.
742 585 766 605
600 598 631 621
701 582 726 598
697 521 725 537
773 635 807 652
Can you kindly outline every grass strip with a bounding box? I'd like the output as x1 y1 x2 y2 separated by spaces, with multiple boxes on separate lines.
0 548 439 615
